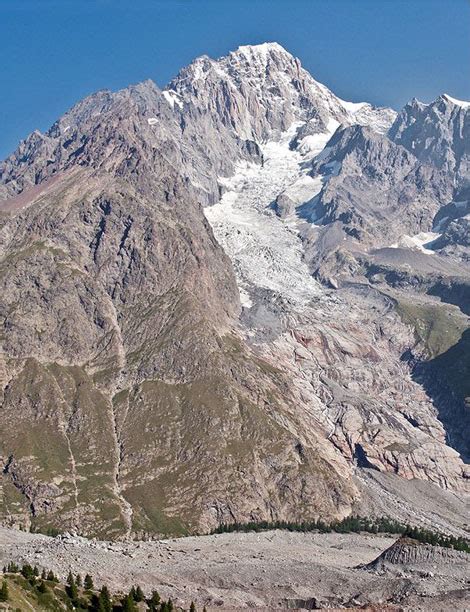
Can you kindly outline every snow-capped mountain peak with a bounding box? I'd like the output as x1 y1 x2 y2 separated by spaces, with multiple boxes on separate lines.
165 42 396 144
231 41 291 60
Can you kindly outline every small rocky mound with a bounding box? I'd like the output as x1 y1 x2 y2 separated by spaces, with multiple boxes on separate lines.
363 536 468 572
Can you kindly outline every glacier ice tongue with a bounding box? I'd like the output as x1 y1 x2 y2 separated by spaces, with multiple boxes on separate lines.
205 123 337 309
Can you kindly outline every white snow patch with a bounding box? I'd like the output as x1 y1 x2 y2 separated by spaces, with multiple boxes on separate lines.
390 231 441 254
239 288 253 309
282 175 324 207
212 63 236 88
192 60 205 81
297 119 340 158
338 98 368 113
147 117 158 126
443 94 470 109
162 90 183 109
338 100 397 134
234 42 287 62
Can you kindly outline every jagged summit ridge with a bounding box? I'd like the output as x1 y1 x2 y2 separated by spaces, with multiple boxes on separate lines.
0 41 397 205
164 41 396 141
389 88 470 185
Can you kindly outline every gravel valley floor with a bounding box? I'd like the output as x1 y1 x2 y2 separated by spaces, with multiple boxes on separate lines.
1 527 468 610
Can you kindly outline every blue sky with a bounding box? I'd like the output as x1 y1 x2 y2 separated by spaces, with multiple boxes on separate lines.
1 0 469 158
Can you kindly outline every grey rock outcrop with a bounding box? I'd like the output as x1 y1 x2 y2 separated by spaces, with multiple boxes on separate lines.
389 94 470 191
273 193 296 218
308 124 452 248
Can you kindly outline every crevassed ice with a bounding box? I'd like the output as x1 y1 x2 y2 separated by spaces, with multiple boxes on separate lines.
205 122 337 309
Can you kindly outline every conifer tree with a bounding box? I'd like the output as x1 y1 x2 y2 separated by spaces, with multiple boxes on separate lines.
84 573 94 590
47 570 56 582
134 585 144 601
0 580 8 602
190 601 196 612
21 564 30 579
121 593 137 612
148 589 161 610
76 573 82 587
98 584 112 612
66 574 78 603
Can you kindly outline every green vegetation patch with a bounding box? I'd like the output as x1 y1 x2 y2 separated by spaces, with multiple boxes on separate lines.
1 563 177 611
395 298 469 359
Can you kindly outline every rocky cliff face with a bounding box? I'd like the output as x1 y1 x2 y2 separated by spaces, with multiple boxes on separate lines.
389 95 470 188
308 124 452 247
0 43 468 538
168 42 349 142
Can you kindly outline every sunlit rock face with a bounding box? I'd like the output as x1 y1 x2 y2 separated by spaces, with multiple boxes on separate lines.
0 43 468 538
